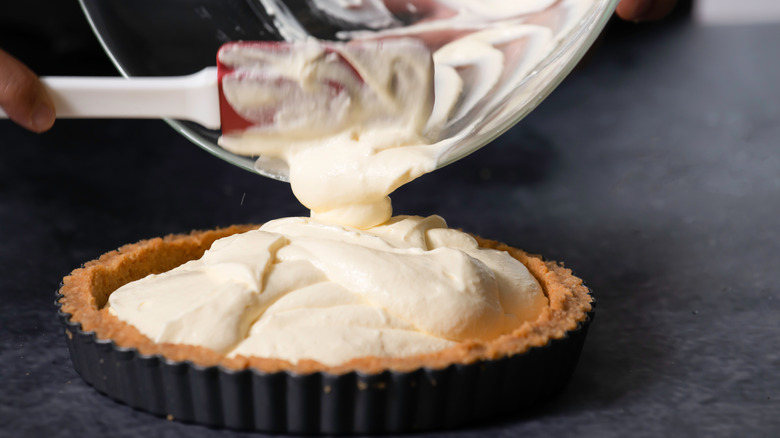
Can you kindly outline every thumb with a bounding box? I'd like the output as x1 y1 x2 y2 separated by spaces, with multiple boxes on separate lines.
0 49 56 133
616 0 678 22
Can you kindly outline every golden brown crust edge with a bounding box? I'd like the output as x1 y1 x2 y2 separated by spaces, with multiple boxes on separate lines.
59 226 592 375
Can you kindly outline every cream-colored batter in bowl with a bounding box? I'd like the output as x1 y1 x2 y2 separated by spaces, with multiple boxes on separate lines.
80 0 620 180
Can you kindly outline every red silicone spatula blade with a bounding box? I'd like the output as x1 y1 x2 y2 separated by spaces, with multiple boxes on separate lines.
216 45 255 135
217 41 366 135
216 39 433 139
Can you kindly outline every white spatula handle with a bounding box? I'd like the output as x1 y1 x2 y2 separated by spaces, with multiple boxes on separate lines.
0 67 221 130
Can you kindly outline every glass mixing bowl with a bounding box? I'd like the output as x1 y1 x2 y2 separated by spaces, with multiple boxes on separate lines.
79 0 620 181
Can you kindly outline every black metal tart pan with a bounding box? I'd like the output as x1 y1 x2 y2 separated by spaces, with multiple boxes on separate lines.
56 287 593 434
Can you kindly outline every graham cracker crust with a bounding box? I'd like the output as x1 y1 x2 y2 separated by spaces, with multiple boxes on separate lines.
59 225 592 375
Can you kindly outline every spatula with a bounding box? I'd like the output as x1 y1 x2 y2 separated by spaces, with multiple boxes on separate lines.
0 40 403 136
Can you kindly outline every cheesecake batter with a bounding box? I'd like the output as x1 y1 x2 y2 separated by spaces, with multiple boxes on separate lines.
108 215 547 366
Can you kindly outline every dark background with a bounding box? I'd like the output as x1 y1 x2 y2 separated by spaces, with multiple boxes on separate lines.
1 1 778 437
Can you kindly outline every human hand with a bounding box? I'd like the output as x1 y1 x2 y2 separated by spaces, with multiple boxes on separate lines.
0 48 55 133
617 0 678 22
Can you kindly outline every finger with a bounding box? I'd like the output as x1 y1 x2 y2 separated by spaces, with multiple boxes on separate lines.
617 0 678 22
0 49 55 133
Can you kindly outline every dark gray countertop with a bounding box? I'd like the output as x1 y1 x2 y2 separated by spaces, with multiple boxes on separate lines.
1 15 779 438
